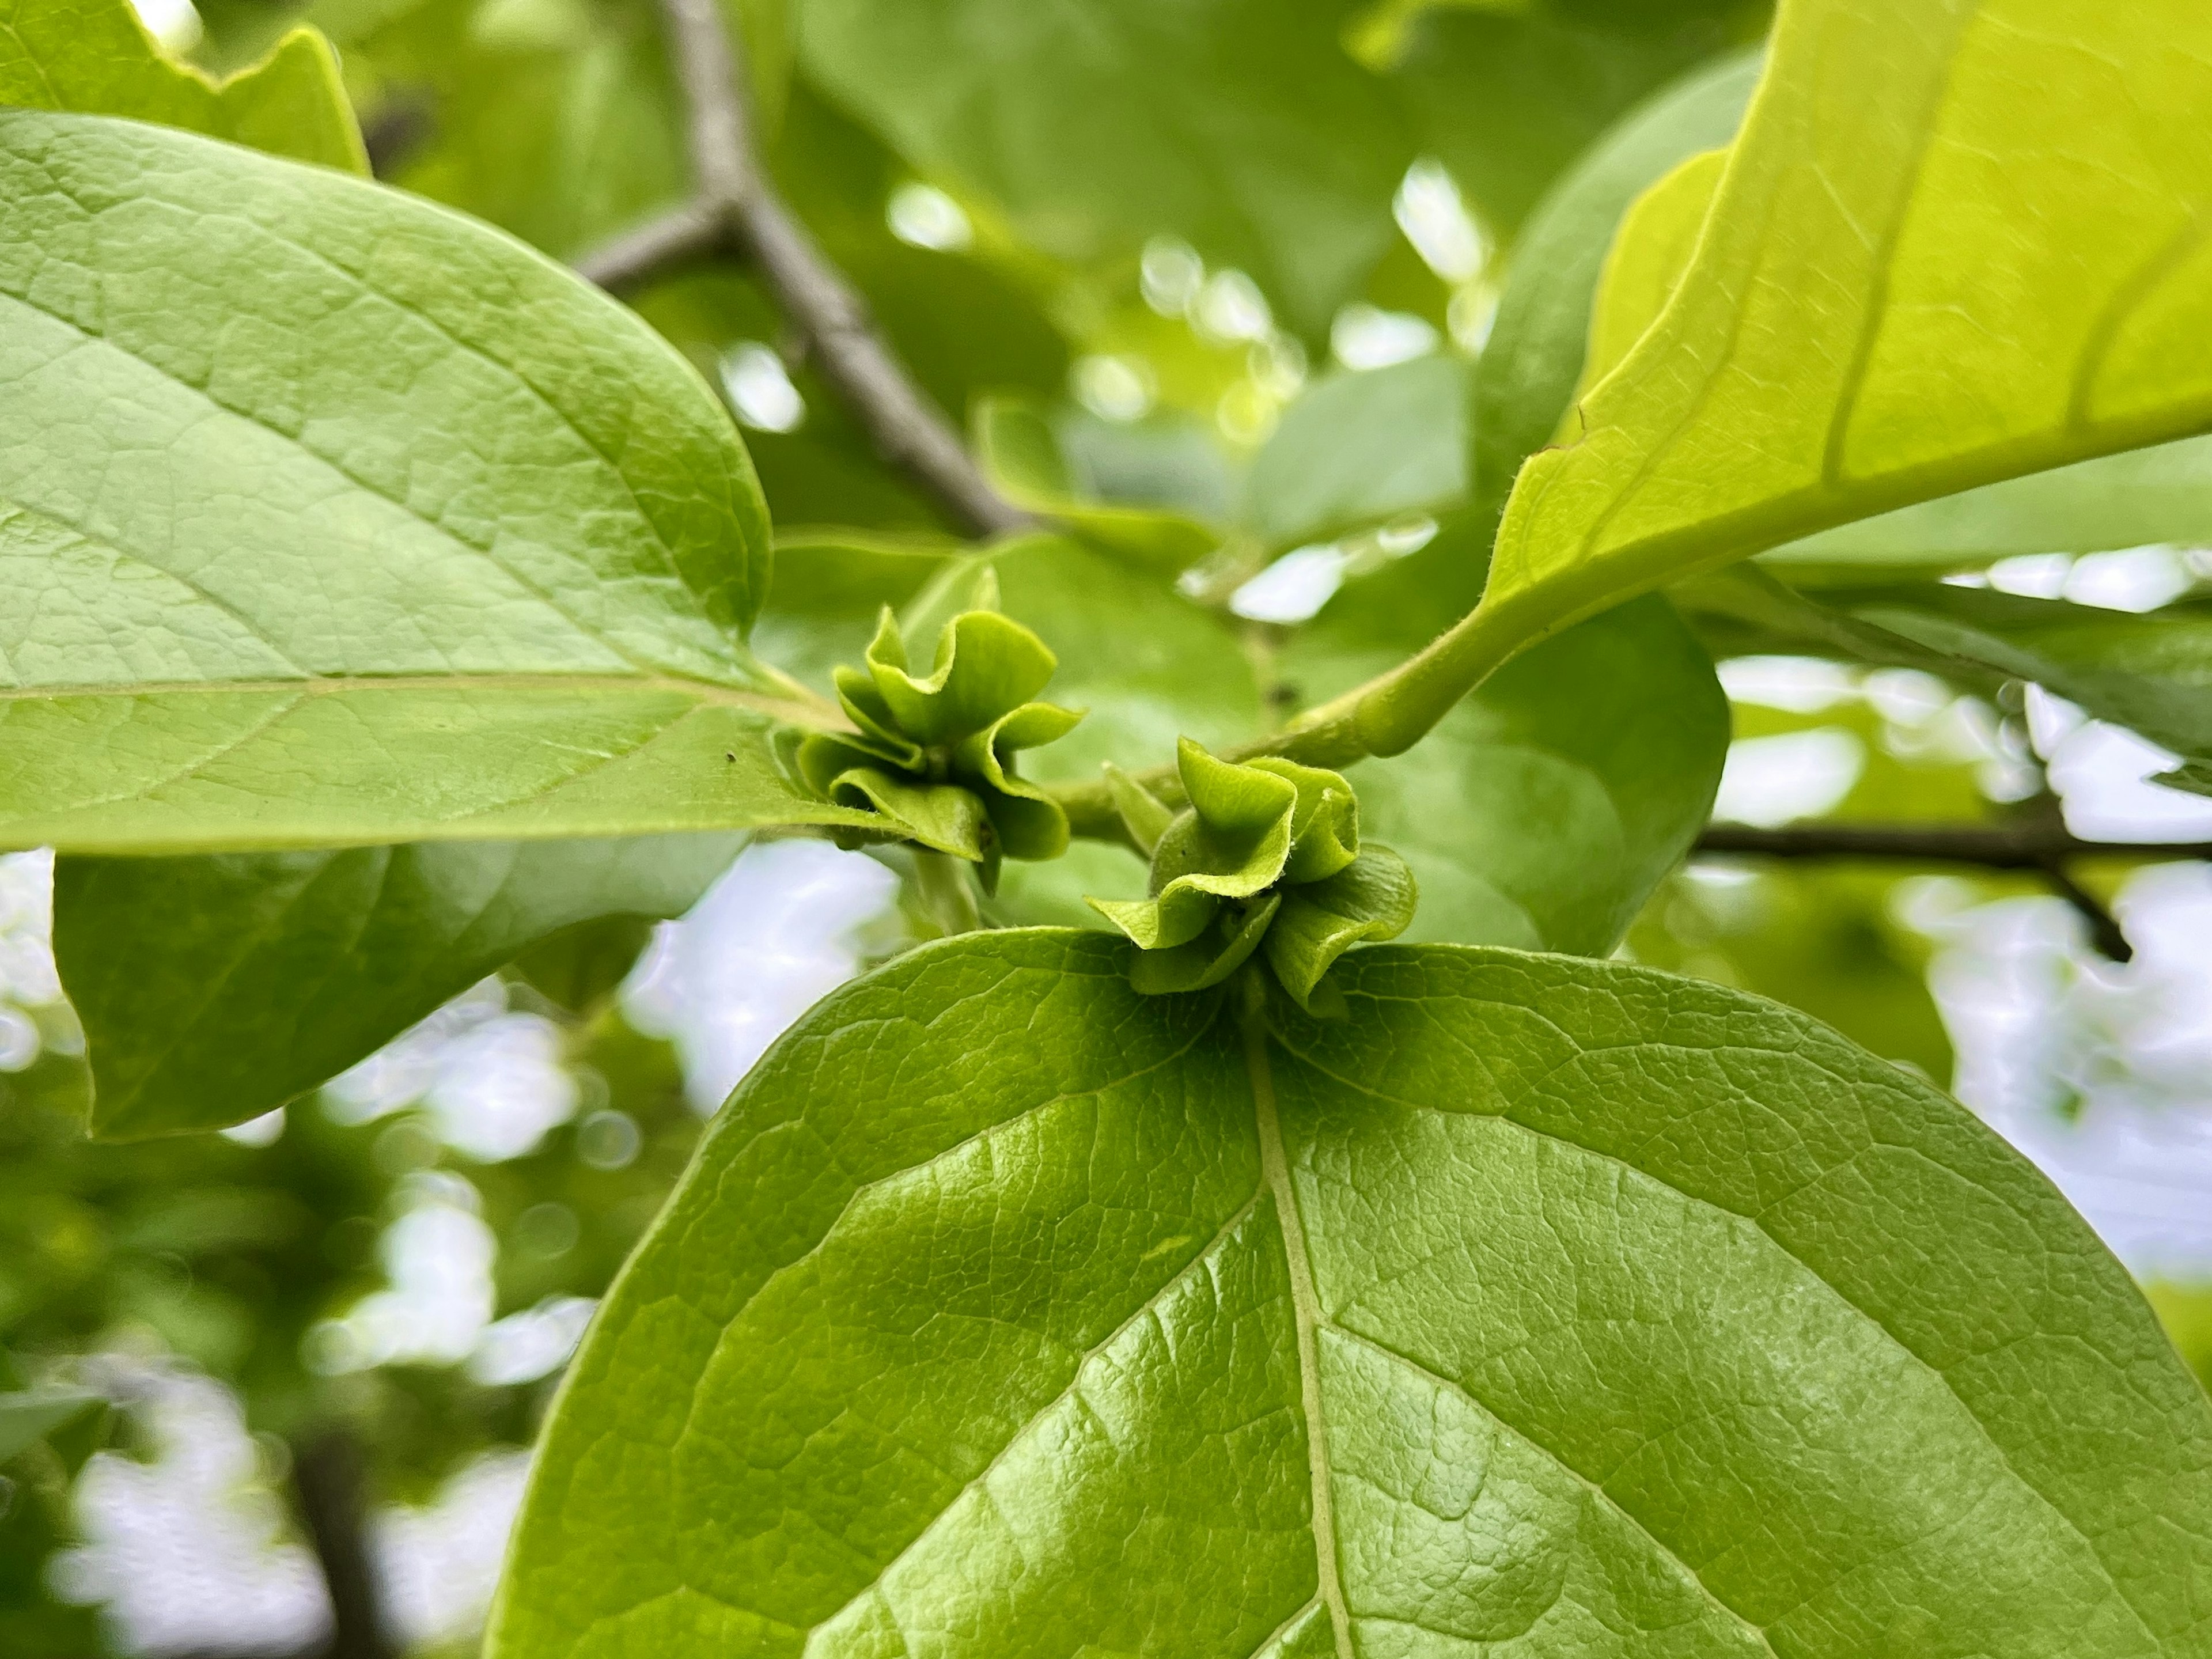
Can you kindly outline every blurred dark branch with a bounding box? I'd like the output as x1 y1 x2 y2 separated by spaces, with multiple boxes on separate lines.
1691 821 2212 963
575 0 1025 539
290 1429 395 1659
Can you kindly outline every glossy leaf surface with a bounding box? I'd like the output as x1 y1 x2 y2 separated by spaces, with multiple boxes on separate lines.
0 0 365 172
52 834 743 1140
494 932 2212 1656
1486 0 2212 666
0 112 862 851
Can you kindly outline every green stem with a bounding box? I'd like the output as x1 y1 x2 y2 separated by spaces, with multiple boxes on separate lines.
913 849 983 935
1048 594 1532 841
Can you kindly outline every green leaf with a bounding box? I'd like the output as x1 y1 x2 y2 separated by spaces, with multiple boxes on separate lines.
1244 357 1471 550
796 0 1412 336
1681 569 2212 774
1284 527 1728 955
0 1389 103 1465
491 933 2212 1656
1382 0 1765 240
1485 0 2212 675
1471 49 1759 532
0 112 865 852
1768 435 2212 584
0 0 366 173
973 400 1222 573
51 834 742 1141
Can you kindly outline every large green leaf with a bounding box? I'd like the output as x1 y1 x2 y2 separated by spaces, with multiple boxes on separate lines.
0 111 865 852
795 0 1412 336
1484 0 2212 673
491 933 2212 1656
51 834 743 1141
0 0 366 173
1469 47 1759 533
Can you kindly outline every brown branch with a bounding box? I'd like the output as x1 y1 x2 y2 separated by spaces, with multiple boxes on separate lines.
574 0 1026 540
289 1430 395 1659
1692 822 2212 869
1691 821 2212 964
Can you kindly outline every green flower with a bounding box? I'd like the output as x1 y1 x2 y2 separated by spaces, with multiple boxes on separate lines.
1089 738 1416 1010
796 606 1083 889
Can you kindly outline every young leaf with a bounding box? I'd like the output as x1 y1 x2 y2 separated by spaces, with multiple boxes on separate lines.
797 0 1412 336
491 933 2212 1656
51 834 744 1141
1484 0 2212 675
0 112 866 852
1469 46 1759 531
0 0 366 173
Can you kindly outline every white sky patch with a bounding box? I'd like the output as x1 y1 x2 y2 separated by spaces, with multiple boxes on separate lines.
1711 729 1866 827
720 342 805 433
1393 158 1487 285
885 181 972 252
1717 655 1859 714
1072 354 1154 423
623 840 901 1113
128 0 203 51
305 1175 497 1374
1330 302 1438 370
1931 865 2212 1277
467 1296 596 1387
1193 270 1272 344
1231 544 1347 624
322 979 578 1162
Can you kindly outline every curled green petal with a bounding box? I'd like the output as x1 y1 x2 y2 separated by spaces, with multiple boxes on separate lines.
1127 893 1281 996
1247 756 1359 885
816 767 987 860
870 608 1059 744
1088 740 1415 1004
802 605 1083 868
1264 846 1419 1012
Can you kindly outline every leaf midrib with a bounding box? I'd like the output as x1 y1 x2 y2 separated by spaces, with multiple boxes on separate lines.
1270 1011 2163 1653
1244 998 1355 1659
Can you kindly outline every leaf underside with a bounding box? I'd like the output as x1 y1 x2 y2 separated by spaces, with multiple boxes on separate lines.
1486 0 2212 664
493 932 2212 1658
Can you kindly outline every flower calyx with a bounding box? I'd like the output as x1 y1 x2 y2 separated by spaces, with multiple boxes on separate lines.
797 605 1084 891
1088 738 1416 1012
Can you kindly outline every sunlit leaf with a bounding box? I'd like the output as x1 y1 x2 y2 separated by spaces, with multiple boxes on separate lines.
493 933 2212 1657
0 112 865 851
1487 0 2212 671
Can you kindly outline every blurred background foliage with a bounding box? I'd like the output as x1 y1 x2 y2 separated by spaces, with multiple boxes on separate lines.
7 0 2212 1652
